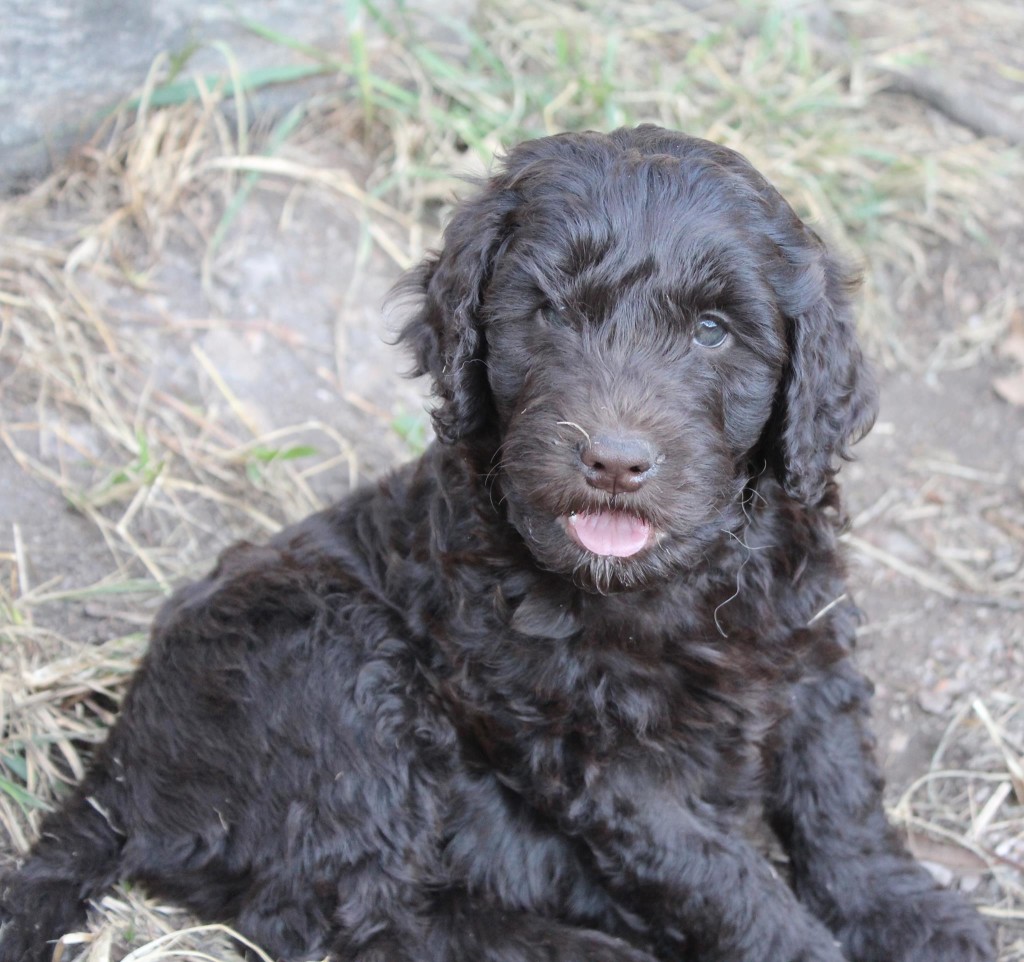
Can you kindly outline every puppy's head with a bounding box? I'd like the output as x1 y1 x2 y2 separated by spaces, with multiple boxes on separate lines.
398 126 876 591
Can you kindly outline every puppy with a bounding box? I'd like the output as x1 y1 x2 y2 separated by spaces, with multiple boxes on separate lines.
0 126 993 962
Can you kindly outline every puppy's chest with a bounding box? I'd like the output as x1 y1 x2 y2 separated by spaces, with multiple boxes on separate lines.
443 599 779 806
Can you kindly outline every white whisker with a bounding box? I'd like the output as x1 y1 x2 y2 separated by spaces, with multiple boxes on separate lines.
556 421 592 444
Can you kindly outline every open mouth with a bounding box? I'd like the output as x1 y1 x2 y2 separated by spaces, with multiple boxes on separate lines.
563 510 655 558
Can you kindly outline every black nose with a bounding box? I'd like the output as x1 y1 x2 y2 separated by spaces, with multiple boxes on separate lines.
580 435 659 494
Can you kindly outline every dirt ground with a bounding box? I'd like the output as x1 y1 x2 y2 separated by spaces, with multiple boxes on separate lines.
1 1 1022 959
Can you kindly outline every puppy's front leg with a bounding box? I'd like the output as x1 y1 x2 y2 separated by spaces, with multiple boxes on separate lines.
765 659 993 962
558 767 845 962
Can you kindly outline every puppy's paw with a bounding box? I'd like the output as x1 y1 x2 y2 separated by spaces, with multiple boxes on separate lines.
0 916 58 962
0 878 85 962
839 885 993 962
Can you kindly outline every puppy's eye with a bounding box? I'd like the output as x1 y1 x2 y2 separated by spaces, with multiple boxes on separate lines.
694 313 728 348
539 304 561 326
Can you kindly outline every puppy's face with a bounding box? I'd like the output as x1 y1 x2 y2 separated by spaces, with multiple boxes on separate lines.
483 163 787 591
400 127 876 593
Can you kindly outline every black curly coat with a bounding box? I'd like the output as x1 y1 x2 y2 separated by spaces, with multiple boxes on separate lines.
1 127 993 962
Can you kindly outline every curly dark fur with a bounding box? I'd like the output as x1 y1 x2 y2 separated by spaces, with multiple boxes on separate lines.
1 126 992 962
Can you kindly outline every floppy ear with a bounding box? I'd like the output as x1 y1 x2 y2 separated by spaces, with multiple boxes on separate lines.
395 179 517 445
772 237 878 506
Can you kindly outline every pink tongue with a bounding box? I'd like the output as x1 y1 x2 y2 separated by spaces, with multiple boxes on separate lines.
569 512 652 557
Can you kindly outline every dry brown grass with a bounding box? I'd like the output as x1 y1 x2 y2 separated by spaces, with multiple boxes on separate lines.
892 695 1024 959
1 0 1022 957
